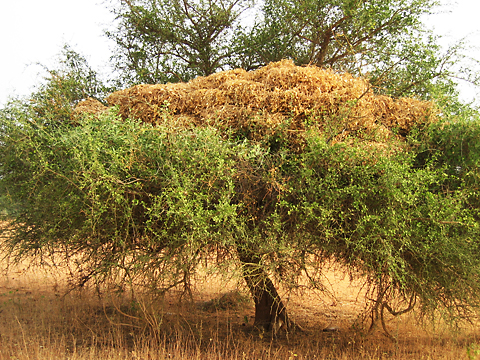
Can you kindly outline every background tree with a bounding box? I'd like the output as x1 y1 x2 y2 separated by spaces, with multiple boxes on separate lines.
107 0 252 84
241 0 431 66
107 0 479 100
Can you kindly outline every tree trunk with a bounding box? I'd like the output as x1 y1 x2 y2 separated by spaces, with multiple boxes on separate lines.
238 251 289 332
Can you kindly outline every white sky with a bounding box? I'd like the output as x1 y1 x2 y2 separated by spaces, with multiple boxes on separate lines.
0 0 479 106
424 0 480 104
0 0 115 106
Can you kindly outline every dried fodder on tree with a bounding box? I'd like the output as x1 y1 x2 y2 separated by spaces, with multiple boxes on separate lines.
73 97 108 117
77 60 436 150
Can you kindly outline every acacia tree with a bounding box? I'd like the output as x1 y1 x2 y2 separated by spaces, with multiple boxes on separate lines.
2 105 480 332
106 0 478 98
107 0 252 84
2 60 480 332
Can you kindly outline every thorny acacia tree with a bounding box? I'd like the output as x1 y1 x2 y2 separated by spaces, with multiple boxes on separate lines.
1 57 480 333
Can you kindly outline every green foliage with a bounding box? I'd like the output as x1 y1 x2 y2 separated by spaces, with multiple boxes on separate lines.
467 343 480 360
106 0 252 84
1 100 480 323
246 0 432 65
105 0 479 103
0 109 241 289
290 135 480 316
30 45 113 125
419 117 480 175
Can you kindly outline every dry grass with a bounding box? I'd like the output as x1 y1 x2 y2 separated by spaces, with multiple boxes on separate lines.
1 257 479 360
77 60 437 152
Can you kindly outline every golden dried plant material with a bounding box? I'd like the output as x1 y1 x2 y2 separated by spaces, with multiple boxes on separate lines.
73 98 108 117
91 59 437 149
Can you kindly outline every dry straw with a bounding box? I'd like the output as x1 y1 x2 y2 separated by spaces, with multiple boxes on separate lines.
73 97 108 116
76 60 436 149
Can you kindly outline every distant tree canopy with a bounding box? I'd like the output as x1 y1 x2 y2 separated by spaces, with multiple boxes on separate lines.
106 0 478 99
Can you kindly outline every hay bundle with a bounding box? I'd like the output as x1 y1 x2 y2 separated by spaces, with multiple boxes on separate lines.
80 60 436 148
73 97 108 116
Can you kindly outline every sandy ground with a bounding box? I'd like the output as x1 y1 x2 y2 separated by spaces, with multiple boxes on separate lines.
0 256 367 329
